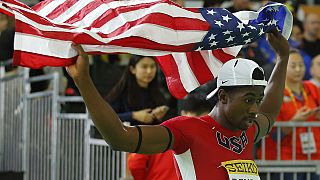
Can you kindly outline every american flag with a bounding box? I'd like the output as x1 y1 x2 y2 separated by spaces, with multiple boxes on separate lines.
0 0 292 98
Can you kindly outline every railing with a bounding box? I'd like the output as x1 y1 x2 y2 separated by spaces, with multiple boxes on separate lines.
257 122 320 180
1 67 320 180
0 70 126 180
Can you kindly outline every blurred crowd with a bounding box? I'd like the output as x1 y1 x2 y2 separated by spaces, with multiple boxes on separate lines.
2 0 320 180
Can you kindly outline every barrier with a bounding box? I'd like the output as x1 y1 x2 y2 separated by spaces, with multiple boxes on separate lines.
1 69 320 180
0 71 126 180
257 122 320 180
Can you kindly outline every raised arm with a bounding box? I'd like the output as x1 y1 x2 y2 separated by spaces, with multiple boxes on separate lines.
255 30 290 142
66 45 172 154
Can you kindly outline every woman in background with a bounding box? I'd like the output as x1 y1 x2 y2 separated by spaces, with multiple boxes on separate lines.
257 50 320 180
106 55 168 125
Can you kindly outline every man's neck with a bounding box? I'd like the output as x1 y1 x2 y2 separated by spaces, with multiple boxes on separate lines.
209 106 238 131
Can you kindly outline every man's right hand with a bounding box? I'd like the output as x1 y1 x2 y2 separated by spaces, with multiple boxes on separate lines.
65 44 90 86
267 29 290 60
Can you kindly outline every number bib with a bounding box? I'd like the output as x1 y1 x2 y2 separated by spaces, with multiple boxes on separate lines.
300 132 317 154
221 160 260 180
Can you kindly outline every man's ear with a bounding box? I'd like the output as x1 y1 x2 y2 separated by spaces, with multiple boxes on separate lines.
218 89 228 104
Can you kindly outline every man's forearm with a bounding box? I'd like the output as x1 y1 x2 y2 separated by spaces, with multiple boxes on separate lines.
75 77 136 150
260 55 289 122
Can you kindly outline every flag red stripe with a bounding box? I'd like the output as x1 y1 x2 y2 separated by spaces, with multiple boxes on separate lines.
66 0 163 25
32 0 54 11
212 49 234 63
16 20 78 41
186 52 214 85
11 6 76 29
63 0 106 24
103 14 209 38
3 0 31 9
156 55 188 99
46 0 79 20
105 37 195 52
13 50 76 68
17 20 197 52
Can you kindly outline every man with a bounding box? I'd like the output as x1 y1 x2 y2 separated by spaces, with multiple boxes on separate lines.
302 13 320 58
66 29 289 179
128 93 213 180
310 54 320 88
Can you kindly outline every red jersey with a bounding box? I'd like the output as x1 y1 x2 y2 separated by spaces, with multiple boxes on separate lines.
161 115 257 180
128 150 178 180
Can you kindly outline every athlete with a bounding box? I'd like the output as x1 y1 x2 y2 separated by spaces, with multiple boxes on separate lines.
66 29 289 180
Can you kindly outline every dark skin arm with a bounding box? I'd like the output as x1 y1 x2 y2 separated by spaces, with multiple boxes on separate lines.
66 47 172 154
254 30 290 142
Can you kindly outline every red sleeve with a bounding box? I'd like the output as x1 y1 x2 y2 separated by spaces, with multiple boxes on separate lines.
161 116 191 154
127 153 149 180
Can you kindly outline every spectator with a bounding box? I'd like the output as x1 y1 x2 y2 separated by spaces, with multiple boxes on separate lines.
262 21 312 80
290 21 312 80
90 54 125 98
257 50 320 180
202 0 223 8
128 93 213 180
0 13 15 72
302 13 320 58
309 54 320 88
226 0 252 13
106 55 168 125
0 12 49 92
170 0 184 6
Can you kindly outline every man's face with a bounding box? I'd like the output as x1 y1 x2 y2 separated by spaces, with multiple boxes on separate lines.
304 14 320 37
222 86 265 131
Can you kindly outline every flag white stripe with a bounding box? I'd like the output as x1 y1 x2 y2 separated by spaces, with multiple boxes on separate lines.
14 33 77 58
53 0 96 23
71 4 112 27
104 24 207 45
96 3 205 33
282 8 293 39
15 33 176 58
200 51 223 77
172 53 200 92
83 45 171 56
222 45 242 57
14 10 207 46
37 0 66 16
1 2 73 26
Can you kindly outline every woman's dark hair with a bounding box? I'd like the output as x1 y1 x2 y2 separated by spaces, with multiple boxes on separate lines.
106 55 166 110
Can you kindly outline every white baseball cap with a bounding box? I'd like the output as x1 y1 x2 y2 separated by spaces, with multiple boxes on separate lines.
206 58 268 99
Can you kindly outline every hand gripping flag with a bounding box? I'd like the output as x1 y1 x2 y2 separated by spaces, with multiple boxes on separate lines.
0 0 292 98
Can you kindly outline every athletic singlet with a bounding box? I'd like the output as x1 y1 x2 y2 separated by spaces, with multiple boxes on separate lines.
161 115 258 180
